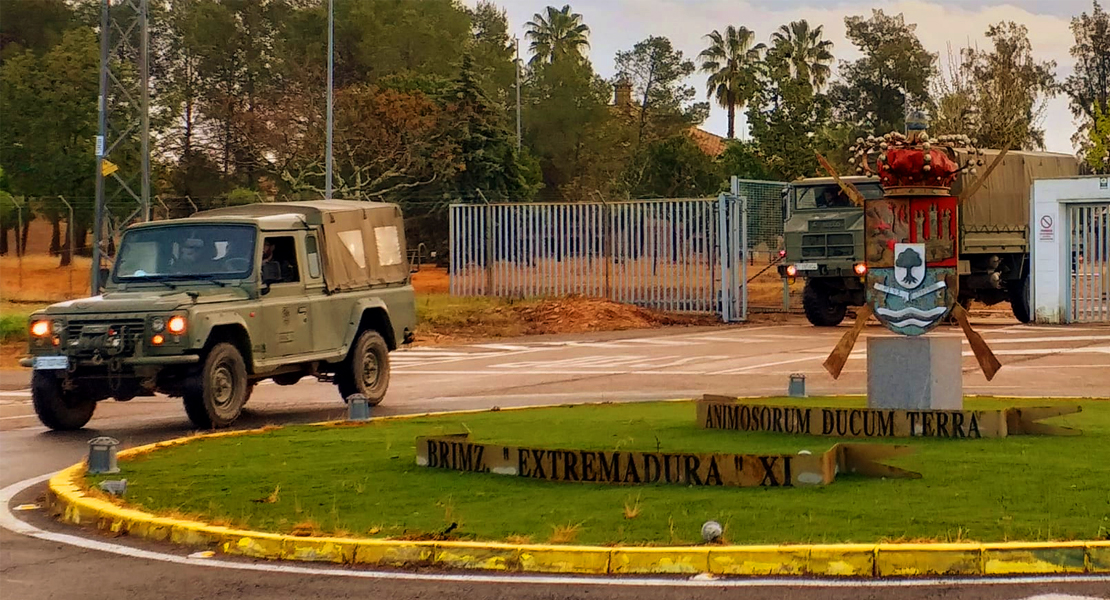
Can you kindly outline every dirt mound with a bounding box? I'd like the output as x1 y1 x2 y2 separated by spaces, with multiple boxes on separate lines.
515 296 716 333
415 295 718 345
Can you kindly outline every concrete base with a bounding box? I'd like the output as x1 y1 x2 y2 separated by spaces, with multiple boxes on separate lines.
867 336 963 410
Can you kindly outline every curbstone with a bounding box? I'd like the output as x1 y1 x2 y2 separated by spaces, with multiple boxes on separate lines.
610 547 710 574
876 543 982 576
806 544 875 577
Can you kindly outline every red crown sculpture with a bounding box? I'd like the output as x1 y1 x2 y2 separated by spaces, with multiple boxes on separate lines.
849 129 987 197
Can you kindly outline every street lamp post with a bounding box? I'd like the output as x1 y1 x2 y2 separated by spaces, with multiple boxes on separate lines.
515 37 521 151
325 0 334 200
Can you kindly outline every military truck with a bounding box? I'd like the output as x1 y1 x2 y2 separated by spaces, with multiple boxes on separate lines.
22 200 418 431
778 150 1080 326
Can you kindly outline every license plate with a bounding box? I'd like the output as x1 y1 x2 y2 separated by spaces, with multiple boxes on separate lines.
33 356 68 370
794 263 818 271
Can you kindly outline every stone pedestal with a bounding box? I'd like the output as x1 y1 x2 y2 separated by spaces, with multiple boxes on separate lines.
867 336 963 410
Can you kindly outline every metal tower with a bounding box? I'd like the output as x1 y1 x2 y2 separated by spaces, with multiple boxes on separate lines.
91 0 151 293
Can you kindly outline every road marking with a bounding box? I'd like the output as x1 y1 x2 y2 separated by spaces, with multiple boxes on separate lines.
711 356 824 374
0 414 35 420
1 473 1106 588
0 391 31 397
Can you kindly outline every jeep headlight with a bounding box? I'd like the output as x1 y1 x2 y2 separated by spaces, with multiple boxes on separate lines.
167 315 187 334
150 316 166 333
30 320 51 337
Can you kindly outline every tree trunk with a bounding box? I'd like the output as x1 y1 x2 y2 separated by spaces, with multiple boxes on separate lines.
727 102 736 139
0 226 8 255
50 216 61 255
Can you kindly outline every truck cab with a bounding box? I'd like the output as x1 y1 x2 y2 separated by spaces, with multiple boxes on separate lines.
777 176 883 326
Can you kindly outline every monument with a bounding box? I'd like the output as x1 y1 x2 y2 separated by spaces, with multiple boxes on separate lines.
817 113 1005 410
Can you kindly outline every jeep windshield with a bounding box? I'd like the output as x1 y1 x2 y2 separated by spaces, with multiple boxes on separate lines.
112 224 256 282
794 182 884 211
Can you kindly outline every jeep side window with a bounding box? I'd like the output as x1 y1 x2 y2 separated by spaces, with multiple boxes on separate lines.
261 236 300 283
305 234 321 279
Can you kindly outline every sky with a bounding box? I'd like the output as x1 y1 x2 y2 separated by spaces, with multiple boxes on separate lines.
464 0 1095 154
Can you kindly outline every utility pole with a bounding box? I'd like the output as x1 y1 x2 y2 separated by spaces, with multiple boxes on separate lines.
325 0 334 200
515 37 522 151
91 0 150 294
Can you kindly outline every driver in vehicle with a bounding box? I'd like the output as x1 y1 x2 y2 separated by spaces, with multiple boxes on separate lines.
261 238 296 282
174 237 211 273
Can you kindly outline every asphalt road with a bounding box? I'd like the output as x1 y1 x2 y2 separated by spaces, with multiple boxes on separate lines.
2 318 1108 600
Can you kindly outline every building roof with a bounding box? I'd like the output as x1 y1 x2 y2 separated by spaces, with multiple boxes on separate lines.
687 128 728 158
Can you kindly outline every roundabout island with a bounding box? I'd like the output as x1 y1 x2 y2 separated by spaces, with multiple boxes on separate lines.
50 395 1109 578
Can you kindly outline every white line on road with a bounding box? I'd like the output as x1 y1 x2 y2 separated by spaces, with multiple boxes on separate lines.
1 473 1106 589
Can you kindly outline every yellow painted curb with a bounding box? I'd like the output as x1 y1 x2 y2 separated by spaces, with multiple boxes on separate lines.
45 407 1110 578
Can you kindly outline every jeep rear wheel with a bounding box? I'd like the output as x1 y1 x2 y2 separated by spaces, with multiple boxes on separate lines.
803 279 847 327
32 372 96 431
183 343 249 429
337 330 390 405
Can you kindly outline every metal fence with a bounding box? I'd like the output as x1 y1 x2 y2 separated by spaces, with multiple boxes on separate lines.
1066 203 1110 323
449 193 753 321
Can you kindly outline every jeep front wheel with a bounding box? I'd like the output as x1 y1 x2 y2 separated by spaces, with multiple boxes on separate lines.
336 330 390 405
183 343 249 429
32 372 96 431
803 279 848 327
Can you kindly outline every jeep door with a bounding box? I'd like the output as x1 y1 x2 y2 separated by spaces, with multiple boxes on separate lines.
302 230 342 355
259 234 313 359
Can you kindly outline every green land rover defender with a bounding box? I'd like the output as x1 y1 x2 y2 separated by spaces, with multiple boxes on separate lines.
778 151 1080 326
22 200 418 431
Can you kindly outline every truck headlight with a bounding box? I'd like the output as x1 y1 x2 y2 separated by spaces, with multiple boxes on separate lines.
30 320 50 337
151 316 166 332
853 263 868 276
168 315 187 334
786 265 798 277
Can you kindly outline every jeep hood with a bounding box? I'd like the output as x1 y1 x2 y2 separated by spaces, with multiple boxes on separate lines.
41 288 249 316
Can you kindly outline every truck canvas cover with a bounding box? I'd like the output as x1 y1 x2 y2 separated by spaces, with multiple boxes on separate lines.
192 200 410 292
951 150 1079 229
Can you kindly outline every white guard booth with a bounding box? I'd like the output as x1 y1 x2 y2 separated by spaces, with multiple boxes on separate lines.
1031 175 1110 323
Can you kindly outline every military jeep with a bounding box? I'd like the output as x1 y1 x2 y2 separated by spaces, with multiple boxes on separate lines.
22 200 418 431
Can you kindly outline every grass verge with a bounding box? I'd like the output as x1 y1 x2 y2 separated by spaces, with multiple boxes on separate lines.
88 396 1107 546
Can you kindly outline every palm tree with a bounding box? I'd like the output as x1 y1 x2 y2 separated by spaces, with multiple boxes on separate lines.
770 20 834 90
698 25 765 139
525 5 590 67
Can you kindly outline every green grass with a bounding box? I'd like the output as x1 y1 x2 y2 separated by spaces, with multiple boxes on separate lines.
0 303 40 343
93 397 1110 546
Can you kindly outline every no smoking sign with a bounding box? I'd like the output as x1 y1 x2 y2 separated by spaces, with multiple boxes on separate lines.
1038 215 1054 242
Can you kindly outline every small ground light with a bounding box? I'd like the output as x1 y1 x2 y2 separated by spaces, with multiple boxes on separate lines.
701 520 723 542
347 394 371 421
87 436 120 474
788 373 806 397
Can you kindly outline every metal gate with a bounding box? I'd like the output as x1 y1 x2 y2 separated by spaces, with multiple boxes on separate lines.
449 195 747 321
1066 203 1110 322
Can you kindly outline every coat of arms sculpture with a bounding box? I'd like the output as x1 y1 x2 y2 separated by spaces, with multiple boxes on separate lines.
816 113 1005 381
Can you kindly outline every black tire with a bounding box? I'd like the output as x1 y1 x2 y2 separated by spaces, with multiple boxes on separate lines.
803 279 847 327
1009 275 1032 324
336 330 390 405
32 372 95 431
183 343 249 429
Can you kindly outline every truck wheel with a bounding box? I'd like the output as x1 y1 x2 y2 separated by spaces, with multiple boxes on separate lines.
336 330 390 406
183 343 249 429
803 280 847 327
1009 275 1032 324
32 372 96 431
